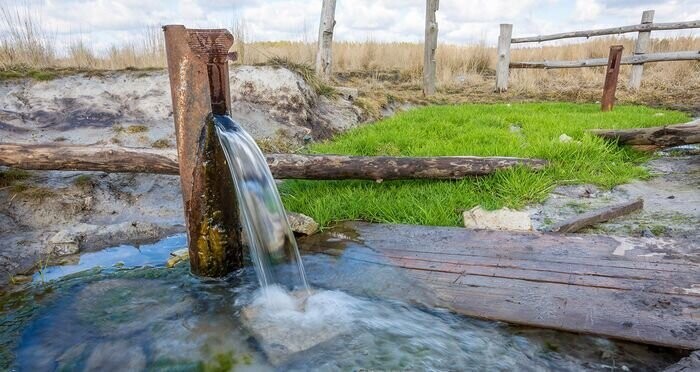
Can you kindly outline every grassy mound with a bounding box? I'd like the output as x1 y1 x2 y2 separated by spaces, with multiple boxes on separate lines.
280 103 689 227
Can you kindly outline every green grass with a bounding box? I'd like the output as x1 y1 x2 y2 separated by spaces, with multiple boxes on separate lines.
279 102 689 227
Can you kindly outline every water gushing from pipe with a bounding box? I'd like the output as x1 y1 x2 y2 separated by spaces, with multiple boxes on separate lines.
214 114 308 290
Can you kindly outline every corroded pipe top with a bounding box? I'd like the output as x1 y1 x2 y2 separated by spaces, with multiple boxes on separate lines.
162 25 234 115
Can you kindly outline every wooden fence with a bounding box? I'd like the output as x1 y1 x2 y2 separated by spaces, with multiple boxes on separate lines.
496 10 700 92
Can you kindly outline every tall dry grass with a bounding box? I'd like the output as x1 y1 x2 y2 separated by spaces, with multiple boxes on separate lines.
0 3 697 97
0 5 165 70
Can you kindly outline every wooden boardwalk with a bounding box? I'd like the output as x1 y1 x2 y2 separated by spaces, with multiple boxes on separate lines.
302 222 700 349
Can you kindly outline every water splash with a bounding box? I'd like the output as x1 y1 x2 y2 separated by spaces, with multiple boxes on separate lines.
214 114 308 290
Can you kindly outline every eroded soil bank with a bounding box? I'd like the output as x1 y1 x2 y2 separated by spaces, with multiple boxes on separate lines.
0 66 363 286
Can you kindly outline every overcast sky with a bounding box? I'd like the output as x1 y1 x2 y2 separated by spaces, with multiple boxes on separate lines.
3 0 699 51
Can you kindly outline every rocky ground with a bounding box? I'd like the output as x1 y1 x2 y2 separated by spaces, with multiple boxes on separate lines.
529 152 700 242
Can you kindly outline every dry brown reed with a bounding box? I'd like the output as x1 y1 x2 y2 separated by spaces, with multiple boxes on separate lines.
0 3 697 101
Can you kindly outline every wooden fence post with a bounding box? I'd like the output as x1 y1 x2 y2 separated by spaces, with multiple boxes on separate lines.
315 0 337 80
628 10 654 90
495 23 513 92
602 45 624 112
423 0 439 96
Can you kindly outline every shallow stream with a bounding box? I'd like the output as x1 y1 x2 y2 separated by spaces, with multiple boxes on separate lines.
0 234 683 371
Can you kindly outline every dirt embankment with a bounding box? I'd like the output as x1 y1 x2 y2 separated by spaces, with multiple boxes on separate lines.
0 66 364 286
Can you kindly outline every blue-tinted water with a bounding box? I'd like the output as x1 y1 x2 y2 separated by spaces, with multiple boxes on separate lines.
0 234 683 371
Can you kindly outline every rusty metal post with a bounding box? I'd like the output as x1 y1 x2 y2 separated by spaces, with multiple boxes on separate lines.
163 25 244 277
601 45 624 112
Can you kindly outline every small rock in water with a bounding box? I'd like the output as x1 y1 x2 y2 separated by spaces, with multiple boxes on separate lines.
166 248 189 268
48 230 80 256
287 212 319 235
463 206 533 231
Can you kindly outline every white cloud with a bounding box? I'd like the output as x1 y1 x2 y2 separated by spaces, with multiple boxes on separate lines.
1 0 697 52
574 0 603 22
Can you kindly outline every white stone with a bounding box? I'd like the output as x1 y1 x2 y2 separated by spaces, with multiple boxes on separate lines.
559 134 573 143
463 206 533 231
48 230 80 256
287 212 319 235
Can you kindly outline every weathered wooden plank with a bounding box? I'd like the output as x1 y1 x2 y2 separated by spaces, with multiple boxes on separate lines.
356 247 698 282
353 224 699 268
441 275 699 349
0 143 548 180
510 51 700 69
511 20 700 43
301 222 700 349
549 198 643 233
370 245 700 279
339 249 700 297
629 10 655 90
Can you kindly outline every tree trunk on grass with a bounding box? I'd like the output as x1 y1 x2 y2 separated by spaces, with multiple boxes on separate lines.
590 121 700 150
0 143 548 180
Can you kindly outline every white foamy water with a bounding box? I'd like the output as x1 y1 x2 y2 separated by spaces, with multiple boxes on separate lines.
214 114 308 290
244 284 639 371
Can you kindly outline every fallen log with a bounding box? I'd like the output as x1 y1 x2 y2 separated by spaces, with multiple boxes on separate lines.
549 198 643 234
590 121 700 150
0 143 548 180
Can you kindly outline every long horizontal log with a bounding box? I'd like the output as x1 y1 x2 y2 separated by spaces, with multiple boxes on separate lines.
0 143 548 180
511 51 700 69
512 20 700 43
590 121 700 149
549 198 643 234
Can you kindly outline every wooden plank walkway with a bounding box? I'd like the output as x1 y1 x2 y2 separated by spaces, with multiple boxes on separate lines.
302 222 700 349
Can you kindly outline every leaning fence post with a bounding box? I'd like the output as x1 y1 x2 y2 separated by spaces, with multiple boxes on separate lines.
495 23 513 92
315 0 337 80
163 25 244 277
602 45 624 112
628 10 655 90
423 0 439 96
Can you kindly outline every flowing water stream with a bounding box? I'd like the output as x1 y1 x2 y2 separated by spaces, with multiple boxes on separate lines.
0 117 686 370
214 114 308 291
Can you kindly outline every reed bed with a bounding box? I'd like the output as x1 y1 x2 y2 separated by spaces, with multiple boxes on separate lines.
1 4 698 98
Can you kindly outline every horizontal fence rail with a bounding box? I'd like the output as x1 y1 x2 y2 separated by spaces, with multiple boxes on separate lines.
510 51 700 69
511 20 700 43
495 10 700 92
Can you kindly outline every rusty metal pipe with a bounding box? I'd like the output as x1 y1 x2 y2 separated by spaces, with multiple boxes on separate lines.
163 25 244 277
